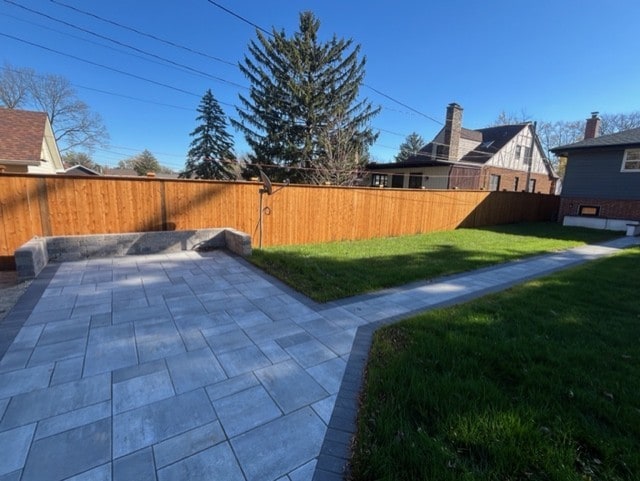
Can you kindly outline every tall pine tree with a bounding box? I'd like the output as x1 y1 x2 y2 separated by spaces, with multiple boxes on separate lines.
234 11 379 184
181 89 235 179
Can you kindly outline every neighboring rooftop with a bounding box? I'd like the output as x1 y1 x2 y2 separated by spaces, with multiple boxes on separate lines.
0 108 49 163
551 127 640 153
458 124 529 163
373 123 529 168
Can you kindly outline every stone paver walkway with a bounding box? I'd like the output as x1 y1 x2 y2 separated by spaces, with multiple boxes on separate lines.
0 236 638 481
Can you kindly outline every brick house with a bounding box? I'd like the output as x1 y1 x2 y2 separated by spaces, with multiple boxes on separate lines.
365 103 558 193
551 113 640 230
0 108 64 174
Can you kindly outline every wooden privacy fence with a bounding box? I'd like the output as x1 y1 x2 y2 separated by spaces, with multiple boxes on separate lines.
0 173 560 268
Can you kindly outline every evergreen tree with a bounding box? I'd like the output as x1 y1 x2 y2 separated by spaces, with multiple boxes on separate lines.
395 132 425 162
132 149 160 176
181 89 235 179
234 11 379 184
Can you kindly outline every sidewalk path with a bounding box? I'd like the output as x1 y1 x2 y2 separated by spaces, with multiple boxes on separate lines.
0 236 637 481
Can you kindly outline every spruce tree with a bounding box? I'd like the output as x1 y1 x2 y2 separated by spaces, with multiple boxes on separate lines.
181 89 235 179
395 132 425 162
132 149 160 176
234 11 379 184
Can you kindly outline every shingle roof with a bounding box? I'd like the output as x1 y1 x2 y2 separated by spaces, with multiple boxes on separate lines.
551 127 640 153
459 124 527 163
0 108 48 162
399 123 528 166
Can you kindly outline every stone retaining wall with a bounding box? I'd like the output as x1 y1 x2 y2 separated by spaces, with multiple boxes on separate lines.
15 228 252 281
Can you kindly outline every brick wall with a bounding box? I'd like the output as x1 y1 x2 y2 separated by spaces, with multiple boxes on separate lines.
559 197 640 222
480 166 556 195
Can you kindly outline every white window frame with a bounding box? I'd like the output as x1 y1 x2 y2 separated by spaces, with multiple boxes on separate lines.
371 173 388 187
621 148 640 172
489 174 501 191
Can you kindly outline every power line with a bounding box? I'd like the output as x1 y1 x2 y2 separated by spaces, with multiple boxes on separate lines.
0 32 200 97
0 11 229 84
3 0 247 89
205 0 272 36
363 84 442 125
201 0 443 126
49 0 238 68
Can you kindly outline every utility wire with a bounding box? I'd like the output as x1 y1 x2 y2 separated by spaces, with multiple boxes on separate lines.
205 0 272 36
3 0 246 89
0 32 200 97
49 0 237 67
0 11 232 84
202 0 443 125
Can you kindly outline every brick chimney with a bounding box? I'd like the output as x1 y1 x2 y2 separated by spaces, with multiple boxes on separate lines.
443 103 463 161
584 111 601 139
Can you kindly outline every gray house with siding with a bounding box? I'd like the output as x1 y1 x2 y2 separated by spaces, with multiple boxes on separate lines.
551 113 640 231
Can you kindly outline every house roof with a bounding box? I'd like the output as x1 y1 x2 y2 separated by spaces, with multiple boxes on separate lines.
61 164 101 176
551 127 640 153
0 108 49 163
377 123 529 169
459 124 528 163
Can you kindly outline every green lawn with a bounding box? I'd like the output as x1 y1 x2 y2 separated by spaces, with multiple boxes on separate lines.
350 247 640 481
250 223 618 301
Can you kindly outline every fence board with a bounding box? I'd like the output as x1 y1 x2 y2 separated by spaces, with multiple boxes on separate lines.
0 173 560 269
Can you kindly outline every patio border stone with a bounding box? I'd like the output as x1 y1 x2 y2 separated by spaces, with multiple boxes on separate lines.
15 228 251 281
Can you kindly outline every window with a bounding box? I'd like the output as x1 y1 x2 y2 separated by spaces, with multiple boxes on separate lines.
523 146 532 165
515 145 522 159
489 174 501 191
513 177 519 191
528 178 536 192
621 148 640 172
579 205 600 217
408 172 422 189
391 174 404 188
371 174 388 187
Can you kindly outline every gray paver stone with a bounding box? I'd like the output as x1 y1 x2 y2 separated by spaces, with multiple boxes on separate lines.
113 448 156 481
153 421 225 468
213 385 281 438
165 348 226 394
112 389 216 458
256 360 328 413
0 424 35 476
22 418 111 481
157 442 244 481
232 407 325 481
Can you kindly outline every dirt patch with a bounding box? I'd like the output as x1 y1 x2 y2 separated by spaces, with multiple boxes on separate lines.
0 271 32 322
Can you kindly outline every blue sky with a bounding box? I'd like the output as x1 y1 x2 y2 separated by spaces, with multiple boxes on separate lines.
2 0 639 171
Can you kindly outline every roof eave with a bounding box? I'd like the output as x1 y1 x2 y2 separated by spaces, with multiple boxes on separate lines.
0 158 43 166
551 141 640 155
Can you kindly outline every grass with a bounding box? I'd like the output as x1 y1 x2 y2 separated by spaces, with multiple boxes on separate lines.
350 247 640 481
250 223 618 301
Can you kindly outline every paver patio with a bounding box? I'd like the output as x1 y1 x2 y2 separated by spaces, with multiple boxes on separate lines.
0 236 638 481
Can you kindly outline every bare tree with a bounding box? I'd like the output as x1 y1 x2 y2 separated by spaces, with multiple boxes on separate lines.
600 111 640 135
490 109 532 126
0 63 108 153
0 63 33 108
306 117 368 186
27 73 108 153
536 120 584 156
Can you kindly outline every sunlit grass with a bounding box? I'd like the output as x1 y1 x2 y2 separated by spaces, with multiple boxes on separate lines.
250 223 618 301
350 247 640 481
